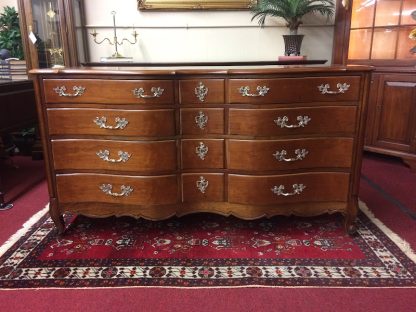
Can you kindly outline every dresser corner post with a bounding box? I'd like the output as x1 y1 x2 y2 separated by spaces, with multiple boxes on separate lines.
49 198 65 234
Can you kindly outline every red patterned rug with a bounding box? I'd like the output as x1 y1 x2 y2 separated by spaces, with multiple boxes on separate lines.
0 202 415 289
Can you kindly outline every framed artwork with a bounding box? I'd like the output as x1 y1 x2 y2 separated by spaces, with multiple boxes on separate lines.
138 0 255 10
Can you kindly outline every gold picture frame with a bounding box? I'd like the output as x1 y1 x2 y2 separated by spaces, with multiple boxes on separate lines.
138 0 255 10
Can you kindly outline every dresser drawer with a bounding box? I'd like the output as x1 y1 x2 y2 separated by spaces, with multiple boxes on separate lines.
47 108 175 136
56 174 179 205
229 106 357 136
228 173 350 205
228 138 354 171
52 139 177 172
228 76 360 104
43 79 174 104
181 139 224 169
182 173 225 202
180 108 224 135
179 79 225 104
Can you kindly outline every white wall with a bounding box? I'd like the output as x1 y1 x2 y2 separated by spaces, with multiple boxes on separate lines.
1 0 335 63
0 0 17 8
84 0 335 63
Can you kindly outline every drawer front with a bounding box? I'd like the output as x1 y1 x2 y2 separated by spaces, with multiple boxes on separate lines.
44 79 174 104
181 108 224 135
229 106 357 136
227 138 354 171
181 139 224 169
182 173 224 202
228 76 360 104
52 139 177 172
179 79 225 104
47 108 176 136
228 173 350 205
56 174 179 205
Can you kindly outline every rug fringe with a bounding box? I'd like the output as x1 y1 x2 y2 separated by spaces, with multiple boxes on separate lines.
0 204 49 257
359 200 416 263
0 284 415 291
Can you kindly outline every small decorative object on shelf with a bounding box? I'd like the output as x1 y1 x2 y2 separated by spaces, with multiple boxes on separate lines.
90 11 138 61
48 48 64 68
410 10 416 54
251 0 334 56
278 55 307 61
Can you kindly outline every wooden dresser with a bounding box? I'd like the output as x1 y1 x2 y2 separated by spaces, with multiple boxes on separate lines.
30 66 372 233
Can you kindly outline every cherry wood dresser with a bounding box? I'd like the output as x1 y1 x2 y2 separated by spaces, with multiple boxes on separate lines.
30 65 372 233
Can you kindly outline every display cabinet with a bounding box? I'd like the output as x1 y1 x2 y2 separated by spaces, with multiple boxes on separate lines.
333 0 416 170
17 0 88 70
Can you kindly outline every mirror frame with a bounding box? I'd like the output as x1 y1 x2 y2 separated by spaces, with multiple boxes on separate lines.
138 0 254 10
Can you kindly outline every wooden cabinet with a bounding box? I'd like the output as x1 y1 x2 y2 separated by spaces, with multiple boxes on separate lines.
364 70 416 169
30 66 372 234
0 80 37 209
17 0 87 70
332 0 416 170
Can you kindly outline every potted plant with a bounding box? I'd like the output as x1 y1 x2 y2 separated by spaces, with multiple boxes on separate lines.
0 6 24 60
251 0 335 56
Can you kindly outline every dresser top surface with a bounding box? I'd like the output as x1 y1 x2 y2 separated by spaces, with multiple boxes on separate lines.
30 65 374 77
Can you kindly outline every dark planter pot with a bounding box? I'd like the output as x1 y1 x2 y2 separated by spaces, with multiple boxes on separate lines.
283 35 304 56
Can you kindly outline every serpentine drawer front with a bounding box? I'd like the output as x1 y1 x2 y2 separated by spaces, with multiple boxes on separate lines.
55 174 179 205
228 106 357 136
44 79 174 104
227 138 354 171
180 108 225 135
228 76 360 104
51 139 178 172
179 79 225 104
30 66 372 234
227 173 350 205
47 108 176 136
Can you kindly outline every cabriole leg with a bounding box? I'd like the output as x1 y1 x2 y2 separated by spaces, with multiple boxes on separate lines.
49 198 65 234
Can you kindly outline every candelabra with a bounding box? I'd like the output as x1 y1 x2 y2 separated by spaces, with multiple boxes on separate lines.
90 11 138 59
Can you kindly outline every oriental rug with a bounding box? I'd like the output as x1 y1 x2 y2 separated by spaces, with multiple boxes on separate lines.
0 202 415 289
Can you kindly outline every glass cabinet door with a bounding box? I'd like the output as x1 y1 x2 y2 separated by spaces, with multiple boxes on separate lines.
348 0 416 61
18 0 87 69
31 0 64 68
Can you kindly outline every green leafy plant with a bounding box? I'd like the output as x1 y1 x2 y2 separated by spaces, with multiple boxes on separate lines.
251 0 335 35
0 6 24 59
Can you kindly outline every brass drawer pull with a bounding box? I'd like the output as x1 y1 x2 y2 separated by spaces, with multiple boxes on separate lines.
195 82 208 102
318 83 350 94
195 111 208 129
239 86 269 97
96 150 131 163
195 142 209 160
99 184 133 197
53 86 85 97
274 116 311 128
273 149 308 162
271 184 306 196
196 176 209 193
132 87 164 98
93 117 128 130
